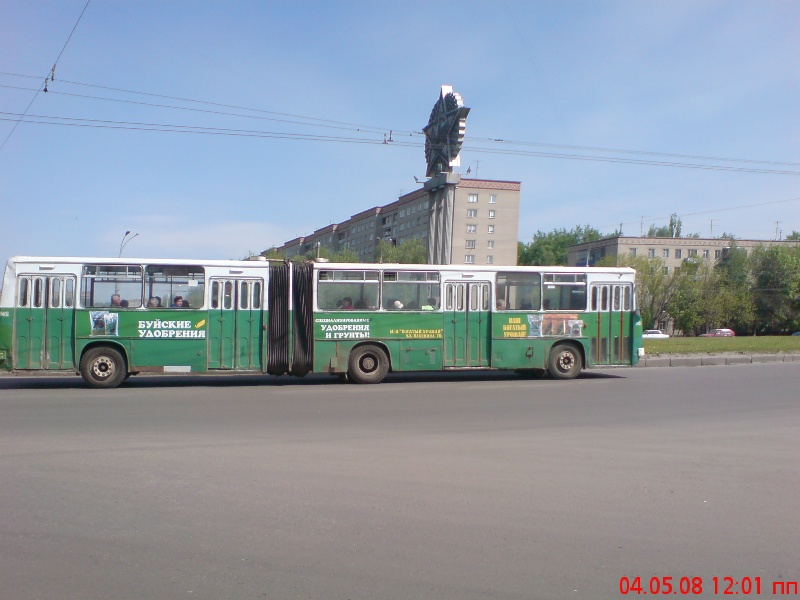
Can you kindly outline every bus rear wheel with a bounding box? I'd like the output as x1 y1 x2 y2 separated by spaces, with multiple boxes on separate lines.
81 347 127 389
347 345 389 384
547 344 582 380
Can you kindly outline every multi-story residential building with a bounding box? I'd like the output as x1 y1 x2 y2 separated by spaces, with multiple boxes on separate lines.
271 176 521 266
568 236 800 273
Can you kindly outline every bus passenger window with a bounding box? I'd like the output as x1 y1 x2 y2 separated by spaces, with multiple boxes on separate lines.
18 278 29 307
253 282 262 309
211 281 219 309
65 278 74 308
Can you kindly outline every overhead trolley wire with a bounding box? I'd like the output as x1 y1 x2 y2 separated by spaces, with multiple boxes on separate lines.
0 0 92 153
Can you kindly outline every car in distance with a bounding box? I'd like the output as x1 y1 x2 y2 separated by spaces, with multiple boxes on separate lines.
642 329 670 339
699 328 736 337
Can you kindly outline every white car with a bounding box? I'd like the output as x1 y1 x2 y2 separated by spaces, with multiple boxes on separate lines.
642 329 670 339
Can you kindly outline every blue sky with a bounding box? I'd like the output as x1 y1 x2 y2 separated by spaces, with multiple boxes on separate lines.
1 0 799 263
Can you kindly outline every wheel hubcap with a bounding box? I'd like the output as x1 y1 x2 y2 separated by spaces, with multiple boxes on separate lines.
91 357 115 379
360 355 377 372
557 352 574 371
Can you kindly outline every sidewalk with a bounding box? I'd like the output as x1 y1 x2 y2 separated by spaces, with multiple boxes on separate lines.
636 352 800 368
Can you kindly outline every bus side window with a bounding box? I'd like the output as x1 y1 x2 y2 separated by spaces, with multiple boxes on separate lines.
590 287 598 311
470 285 479 311
210 281 219 309
65 278 74 307
18 278 30 307
240 281 249 310
50 278 62 308
253 281 262 309
223 282 233 309
33 278 44 308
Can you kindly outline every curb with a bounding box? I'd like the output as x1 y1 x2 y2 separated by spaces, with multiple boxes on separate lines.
636 354 800 368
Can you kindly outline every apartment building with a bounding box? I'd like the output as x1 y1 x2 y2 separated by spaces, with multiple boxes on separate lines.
568 236 800 272
271 176 521 266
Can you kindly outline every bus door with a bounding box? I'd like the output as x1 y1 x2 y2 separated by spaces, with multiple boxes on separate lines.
208 278 264 370
443 281 491 368
14 275 76 369
589 282 632 365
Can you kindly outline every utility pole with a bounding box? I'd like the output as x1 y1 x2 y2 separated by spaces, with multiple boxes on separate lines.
710 219 715 238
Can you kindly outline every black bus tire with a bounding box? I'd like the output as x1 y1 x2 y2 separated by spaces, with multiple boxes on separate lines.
347 345 389 384
547 344 582 380
80 346 127 389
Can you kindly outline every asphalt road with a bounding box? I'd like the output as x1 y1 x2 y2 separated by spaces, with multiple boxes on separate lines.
1 364 798 600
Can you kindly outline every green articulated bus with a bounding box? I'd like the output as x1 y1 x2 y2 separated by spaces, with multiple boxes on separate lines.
0 256 644 388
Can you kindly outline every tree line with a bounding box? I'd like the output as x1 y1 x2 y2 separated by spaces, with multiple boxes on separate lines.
517 224 800 336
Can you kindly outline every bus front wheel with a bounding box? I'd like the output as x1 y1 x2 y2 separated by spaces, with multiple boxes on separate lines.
81 347 127 389
547 344 582 380
347 345 389 384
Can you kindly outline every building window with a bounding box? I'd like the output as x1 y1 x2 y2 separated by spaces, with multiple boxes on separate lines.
715 249 722 259
629 248 637 257
663 249 670 258
488 210 496 219
466 224 477 233
486 255 494 264
465 255 475 264
487 240 494 249
488 225 495 234
663 266 670 275
465 240 476 249
688 249 697 257
467 209 477 218
675 249 682 259
489 194 497 204
703 249 710 259
648 248 656 258
468 194 478 203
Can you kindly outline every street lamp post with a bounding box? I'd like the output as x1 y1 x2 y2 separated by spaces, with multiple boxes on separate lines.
119 231 139 257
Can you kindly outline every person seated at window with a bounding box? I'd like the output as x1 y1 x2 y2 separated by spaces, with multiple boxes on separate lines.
496 299 506 310
147 297 159 308
341 297 354 310
111 294 122 307
171 295 185 308
181 299 191 308
421 297 437 310
120 299 129 308
405 300 419 310
354 298 367 309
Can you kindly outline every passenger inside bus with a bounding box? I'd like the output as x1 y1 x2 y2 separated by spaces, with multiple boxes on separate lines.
341 297 354 310
111 294 122 307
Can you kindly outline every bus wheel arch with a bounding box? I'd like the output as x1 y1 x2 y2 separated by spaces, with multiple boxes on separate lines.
347 343 390 384
547 342 583 380
80 344 128 389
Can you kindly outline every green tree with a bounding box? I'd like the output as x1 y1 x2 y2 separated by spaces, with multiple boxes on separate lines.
518 225 606 266
311 246 359 263
260 247 286 260
646 213 682 238
786 230 800 241
749 245 800 334
374 238 427 264
667 257 706 335
620 256 681 328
